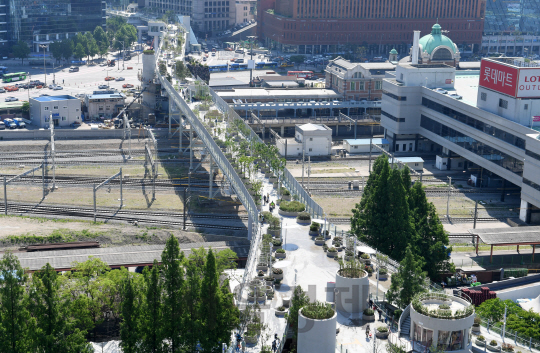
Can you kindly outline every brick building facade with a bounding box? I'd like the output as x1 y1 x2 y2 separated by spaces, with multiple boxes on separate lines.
258 0 486 55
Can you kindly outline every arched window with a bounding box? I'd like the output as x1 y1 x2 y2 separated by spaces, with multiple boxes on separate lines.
432 47 453 61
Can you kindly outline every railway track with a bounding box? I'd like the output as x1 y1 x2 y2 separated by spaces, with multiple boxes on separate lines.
328 216 509 224
2 202 248 230
308 188 512 195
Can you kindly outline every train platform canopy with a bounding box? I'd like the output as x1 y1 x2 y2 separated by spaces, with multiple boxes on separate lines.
469 226 540 262
15 241 250 271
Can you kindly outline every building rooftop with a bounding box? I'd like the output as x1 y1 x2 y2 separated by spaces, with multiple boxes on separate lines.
396 157 424 163
217 88 342 100
87 93 126 100
209 77 248 88
454 72 480 106
468 226 540 245
32 95 78 102
298 123 329 131
345 138 389 145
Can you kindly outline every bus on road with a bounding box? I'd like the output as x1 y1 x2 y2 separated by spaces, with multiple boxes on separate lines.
2 72 27 83
287 71 314 79
0 67 8 76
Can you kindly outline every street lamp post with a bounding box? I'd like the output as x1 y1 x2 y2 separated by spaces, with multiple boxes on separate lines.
247 36 257 87
40 45 47 87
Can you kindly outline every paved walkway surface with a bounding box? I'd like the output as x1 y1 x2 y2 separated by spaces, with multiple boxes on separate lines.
233 167 393 353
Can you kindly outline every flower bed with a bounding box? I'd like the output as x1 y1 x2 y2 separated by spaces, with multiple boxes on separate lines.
279 200 306 213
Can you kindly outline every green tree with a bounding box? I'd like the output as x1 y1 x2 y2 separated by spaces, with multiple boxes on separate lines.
21 101 30 116
174 61 189 81
140 261 165 353
61 40 74 61
476 298 522 323
0 251 30 352
161 235 185 352
386 245 427 308
287 286 310 339
120 274 141 353
93 26 110 59
75 33 88 54
408 182 453 279
49 41 63 63
107 16 127 33
85 32 99 62
13 41 31 64
184 257 202 352
74 43 86 61
28 263 89 353
199 250 220 351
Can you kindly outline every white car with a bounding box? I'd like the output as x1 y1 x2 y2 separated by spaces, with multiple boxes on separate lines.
433 88 448 94
52 85 63 90
449 93 462 100
115 77 125 81
98 84 108 89
5 96 18 102
99 63 107 67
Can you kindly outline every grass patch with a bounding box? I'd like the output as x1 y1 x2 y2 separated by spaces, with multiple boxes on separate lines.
3 229 103 245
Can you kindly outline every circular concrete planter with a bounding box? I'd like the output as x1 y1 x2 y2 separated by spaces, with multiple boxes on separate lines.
487 345 501 352
272 271 284 280
298 308 337 353
278 209 298 217
472 325 481 333
276 252 286 259
282 194 291 201
309 230 320 236
273 244 282 251
257 264 268 271
376 330 390 339
363 314 375 322
273 182 278 188
315 239 326 245
247 293 255 302
269 176 278 183
257 293 267 302
327 251 338 258
245 335 258 344
268 229 281 237
335 270 369 316
275 308 288 317
475 340 486 347
265 171 272 178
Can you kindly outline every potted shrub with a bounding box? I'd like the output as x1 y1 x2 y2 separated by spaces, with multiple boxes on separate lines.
324 229 331 239
264 276 275 286
363 308 375 322
488 340 501 352
257 289 267 302
315 236 325 246
298 302 337 353
279 200 306 217
335 259 369 316
272 239 282 250
475 336 486 347
323 244 329 252
275 248 286 259
309 223 320 236
257 263 268 271
472 317 481 333
344 250 355 261
296 212 311 225
377 267 388 280
248 290 255 302
366 266 373 277
281 187 291 201
376 326 389 339
502 343 514 352
275 306 287 317
360 253 371 265
274 278 282 288
272 268 284 280
327 247 338 258
257 270 265 277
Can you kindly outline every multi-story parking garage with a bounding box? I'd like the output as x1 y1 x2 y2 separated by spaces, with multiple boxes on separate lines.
381 27 540 224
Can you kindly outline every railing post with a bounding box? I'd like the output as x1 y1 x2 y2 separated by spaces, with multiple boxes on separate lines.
3 176 7 215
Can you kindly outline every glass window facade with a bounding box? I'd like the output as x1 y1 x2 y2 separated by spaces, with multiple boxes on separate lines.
422 98 526 150
382 110 405 122
421 115 524 176
437 330 464 351
5 0 105 46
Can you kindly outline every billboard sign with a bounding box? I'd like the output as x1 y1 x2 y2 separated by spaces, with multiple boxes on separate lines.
516 67 540 98
479 60 518 97
480 59 540 98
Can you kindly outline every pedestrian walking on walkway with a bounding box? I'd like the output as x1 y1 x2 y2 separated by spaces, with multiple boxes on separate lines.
241 340 246 353
272 340 277 352
378 308 383 321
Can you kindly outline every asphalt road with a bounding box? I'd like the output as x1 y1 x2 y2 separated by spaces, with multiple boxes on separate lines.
0 53 143 103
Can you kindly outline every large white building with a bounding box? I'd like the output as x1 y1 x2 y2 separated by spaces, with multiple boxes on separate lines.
380 25 540 224
276 123 332 157
29 95 82 128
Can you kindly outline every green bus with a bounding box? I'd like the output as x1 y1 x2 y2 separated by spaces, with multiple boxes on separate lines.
2 72 27 83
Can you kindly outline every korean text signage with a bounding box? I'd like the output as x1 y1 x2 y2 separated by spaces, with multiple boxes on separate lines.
480 59 540 98
479 60 517 97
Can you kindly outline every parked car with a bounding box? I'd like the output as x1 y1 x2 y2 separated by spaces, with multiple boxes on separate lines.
98 84 108 89
4 119 16 129
69 66 79 72
14 118 26 128
449 93 462 100
122 83 134 88
433 88 448 94
52 85 63 90
99 63 107 67
115 77 125 81
0 89 5 93
0 121 5 130
4 86 18 92
105 76 115 81
5 96 18 102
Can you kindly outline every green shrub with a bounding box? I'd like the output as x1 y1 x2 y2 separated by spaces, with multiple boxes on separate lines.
280 201 306 212
301 301 334 320
345 250 354 256
276 248 285 254
297 212 311 221
328 247 337 252
257 270 264 277
277 306 286 311
272 268 283 274
311 222 320 228
503 268 528 278
377 326 389 333
143 49 155 54
281 187 291 196
364 308 374 316
315 236 324 241
477 336 485 341
272 239 282 246
490 340 498 347
360 253 370 259
264 276 274 281
439 304 450 310
310 225 320 232
393 309 402 319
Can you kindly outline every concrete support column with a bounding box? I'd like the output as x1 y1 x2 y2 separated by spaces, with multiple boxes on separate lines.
281 125 284 136
520 199 529 223
335 126 338 136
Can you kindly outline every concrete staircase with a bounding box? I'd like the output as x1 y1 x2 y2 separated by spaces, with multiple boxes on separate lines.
400 315 411 337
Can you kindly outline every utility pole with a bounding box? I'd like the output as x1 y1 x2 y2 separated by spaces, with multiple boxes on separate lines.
247 35 257 87
301 140 305 186
369 136 373 175
50 114 56 190
473 200 479 229
446 176 452 219
307 156 311 194
183 187 187 230
40 45 47 87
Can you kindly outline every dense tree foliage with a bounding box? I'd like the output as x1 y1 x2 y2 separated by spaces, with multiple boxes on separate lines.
351 155 453 279
386 245 428 308
477 298 540 340
13 41 31 64
0 236 239 350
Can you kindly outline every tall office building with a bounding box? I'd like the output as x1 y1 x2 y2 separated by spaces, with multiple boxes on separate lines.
0 0 105 53
258 0 486 55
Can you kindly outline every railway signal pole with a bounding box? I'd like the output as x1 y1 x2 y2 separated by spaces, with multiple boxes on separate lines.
50 115 56 190
447 176 452 219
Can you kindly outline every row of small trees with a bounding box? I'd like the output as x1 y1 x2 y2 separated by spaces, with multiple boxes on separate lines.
0 235 240 352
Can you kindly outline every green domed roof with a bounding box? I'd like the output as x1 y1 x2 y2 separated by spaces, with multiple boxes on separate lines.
390 48 398 55
418 23 456 54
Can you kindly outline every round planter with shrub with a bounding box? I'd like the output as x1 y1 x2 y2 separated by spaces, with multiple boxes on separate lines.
296 212 311 225
376 326 389 339
472 317 481 332
315 236 326 245
487 340 501 352
276 248 286 259
264 276 275 286
298 302 337 353
360 253 371 265
327 247 338 258
363 308 375 322
272 239 282 250
272 268 284 280
377 267 388 280
257 270 265 277
475 336 486 347
275 306 287 317
278 200 306 217
257 263 268 271
344 250 355 261
309 223 320 236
